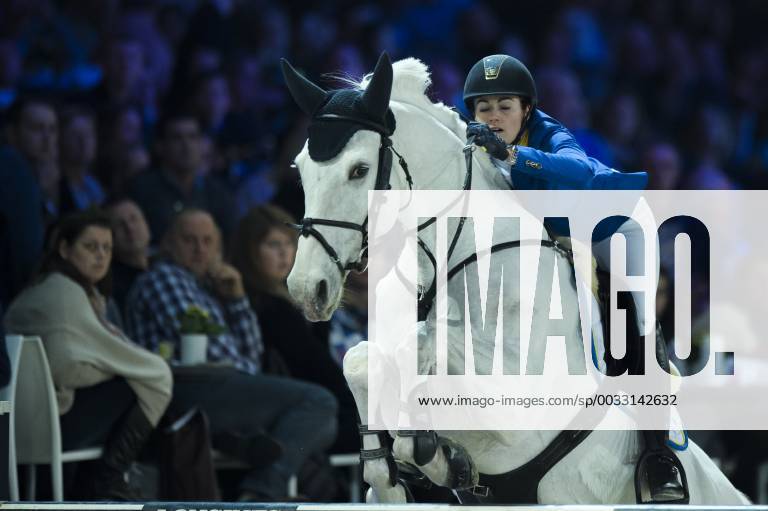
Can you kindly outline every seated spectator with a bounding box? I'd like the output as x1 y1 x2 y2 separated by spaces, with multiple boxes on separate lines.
97 104 150 196
125 209 338 500
0 97 53 305
3 210 172 499
0 209 13 312
58 106 105 214
643 142 682 190
0 307 9 388
231 204 359 453
126 111 235 244
326 270 368 367
189 70 232 136
91 36 149 119
0 39 21 111
106 197 152 316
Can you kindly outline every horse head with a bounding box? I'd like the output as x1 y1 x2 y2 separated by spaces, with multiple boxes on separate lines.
281 53 398 320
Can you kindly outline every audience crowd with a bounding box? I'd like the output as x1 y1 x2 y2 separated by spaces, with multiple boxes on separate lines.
0 0 766 502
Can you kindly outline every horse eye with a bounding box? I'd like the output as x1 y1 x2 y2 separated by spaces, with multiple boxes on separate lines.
349 164 369 180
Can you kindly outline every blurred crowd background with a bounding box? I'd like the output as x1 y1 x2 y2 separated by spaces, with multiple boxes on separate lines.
0 0 767 503
0 0 766 218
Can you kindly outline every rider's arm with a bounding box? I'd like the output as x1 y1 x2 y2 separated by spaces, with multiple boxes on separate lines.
510 126 647 190
511 127 597 188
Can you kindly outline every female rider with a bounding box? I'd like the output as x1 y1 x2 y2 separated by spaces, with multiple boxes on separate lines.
463 54 686 504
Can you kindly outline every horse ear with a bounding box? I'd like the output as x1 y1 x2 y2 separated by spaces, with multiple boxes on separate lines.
281 58 327 115
361 52 393 119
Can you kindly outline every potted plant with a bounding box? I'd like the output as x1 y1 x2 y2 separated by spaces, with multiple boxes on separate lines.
176 305 226 365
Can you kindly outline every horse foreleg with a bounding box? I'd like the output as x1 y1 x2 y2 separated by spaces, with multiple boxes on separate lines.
343 341 409 503
390 321 479 493
359 427 410 503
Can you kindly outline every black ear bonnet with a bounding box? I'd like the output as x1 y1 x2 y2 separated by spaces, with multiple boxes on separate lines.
282 53 396 162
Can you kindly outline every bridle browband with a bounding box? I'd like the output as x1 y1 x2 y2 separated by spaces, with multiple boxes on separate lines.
289 111 413 275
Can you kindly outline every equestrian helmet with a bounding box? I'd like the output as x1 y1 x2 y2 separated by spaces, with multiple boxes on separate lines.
463 55 537 112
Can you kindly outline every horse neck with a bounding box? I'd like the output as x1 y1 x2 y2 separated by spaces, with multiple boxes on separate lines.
389 102 512 291
390 102 504 192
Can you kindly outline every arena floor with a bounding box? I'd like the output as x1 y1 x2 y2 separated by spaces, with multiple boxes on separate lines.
1 503 768 511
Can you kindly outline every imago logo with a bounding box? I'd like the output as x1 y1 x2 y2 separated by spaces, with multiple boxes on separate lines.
414 214 730 377
367 190 766 430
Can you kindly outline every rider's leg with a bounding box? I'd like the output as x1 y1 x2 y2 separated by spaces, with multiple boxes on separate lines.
592 213 687 503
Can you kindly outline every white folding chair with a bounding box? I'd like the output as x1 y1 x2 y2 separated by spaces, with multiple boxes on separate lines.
0 335 22 500
283 453 361 501
7 335 103 501
329 452 362 502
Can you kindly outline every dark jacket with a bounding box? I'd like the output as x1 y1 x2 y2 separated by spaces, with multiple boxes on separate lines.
0 146 45 307
126 170 236 244
252 291 359 453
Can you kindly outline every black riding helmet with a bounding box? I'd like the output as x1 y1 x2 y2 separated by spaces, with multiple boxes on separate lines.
463 54 538 114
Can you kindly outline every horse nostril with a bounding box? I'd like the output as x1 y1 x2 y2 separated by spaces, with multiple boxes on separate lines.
316 279 329 310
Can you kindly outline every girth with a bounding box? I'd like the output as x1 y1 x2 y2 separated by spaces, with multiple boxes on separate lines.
465 430 591 503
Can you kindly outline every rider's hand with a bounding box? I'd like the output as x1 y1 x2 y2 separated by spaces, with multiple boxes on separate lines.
466 122 509 161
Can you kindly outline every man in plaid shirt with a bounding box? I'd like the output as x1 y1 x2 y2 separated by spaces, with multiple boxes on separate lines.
126 209 338 500
126 235 262 374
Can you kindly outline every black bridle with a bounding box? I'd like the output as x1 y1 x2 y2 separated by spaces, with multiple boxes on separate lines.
289 112 413 275
291 113 568 323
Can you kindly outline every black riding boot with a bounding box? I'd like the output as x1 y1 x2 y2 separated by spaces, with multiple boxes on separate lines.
636 429 688 503
84 404 154 500
635 325 689 504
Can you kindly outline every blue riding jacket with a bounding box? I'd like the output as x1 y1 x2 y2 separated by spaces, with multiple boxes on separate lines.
496 109 647 240
506 109 647 190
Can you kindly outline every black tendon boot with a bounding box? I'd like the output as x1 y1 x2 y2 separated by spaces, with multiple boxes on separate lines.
86 405 154 500
635 324 689 504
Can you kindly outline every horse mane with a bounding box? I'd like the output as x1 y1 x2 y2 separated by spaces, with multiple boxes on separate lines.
357 57 467 140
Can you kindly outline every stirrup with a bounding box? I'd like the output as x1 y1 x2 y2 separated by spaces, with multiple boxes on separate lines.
634 449 690 504
359 424 398 487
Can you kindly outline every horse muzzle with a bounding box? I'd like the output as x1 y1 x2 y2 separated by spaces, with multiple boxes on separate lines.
287 269 341 321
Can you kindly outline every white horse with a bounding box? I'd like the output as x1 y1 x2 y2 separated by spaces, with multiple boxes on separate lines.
281 53 748 505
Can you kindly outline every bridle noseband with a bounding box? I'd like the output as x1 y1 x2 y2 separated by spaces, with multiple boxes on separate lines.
290 112 413 275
